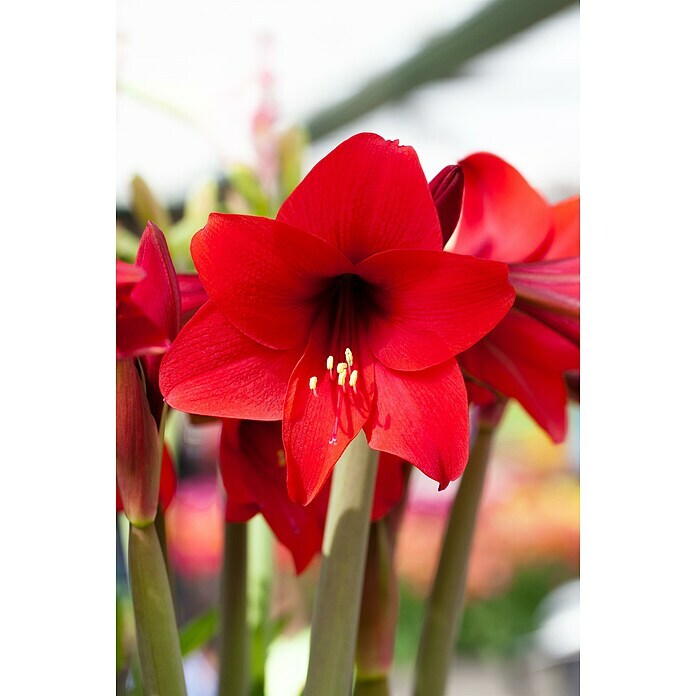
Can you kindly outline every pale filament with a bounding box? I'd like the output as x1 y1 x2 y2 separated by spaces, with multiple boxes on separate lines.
309 348 360 444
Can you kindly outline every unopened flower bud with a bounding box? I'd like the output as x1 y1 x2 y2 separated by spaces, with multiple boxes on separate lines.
429 164 464 247
116 359 161 527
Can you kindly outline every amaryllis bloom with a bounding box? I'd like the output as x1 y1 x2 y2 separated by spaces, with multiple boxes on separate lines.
450 153 580 441
160 133 515 503
220 419 407 572
116 223 182 524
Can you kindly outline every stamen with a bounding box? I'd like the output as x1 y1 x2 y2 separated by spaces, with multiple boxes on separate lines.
326 355 334 379
349 369 358 393
276 449 286 468
337 362 347 375
338 370 347 392
309 375 318 396
345 347 354 371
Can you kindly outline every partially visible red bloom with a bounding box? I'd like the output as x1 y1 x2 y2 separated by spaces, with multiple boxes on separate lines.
161 133 515 503
451 153 579 442
116 223 182 522
219 419 408 573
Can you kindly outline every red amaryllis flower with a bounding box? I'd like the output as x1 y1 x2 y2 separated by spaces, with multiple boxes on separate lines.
220 419 408 573
116 222 182 523
450 153 579 442
160 133 514 503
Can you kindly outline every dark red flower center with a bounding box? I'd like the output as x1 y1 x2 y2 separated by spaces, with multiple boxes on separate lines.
308 274 378 445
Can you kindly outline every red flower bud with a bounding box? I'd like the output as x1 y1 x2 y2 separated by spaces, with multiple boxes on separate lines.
429 164 464 247
116 359 160 527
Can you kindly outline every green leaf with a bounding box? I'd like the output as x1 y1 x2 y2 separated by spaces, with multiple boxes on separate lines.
278 126 307 201
227 165 271 216
116 224 141 262
179 608 220 656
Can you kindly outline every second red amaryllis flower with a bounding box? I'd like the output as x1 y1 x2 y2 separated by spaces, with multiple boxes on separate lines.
160 133 514 504
450 152 580 441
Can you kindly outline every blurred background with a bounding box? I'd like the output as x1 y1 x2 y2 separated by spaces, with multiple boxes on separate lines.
116 1 579 694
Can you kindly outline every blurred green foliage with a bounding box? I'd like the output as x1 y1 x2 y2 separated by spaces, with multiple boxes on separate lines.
396 563 573 663
117 126 307 272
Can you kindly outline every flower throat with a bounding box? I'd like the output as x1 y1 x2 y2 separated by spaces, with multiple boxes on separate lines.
308 274 370 445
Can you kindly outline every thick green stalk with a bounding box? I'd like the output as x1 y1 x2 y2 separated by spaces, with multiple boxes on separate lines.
413 424 495 696
304 432 379 696
218 522 249 696
129 523 187 696
354 676 390 696
247 516 273 696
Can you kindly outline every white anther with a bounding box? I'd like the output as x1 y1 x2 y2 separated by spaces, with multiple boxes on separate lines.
326 355 334 370
345 348 354 367
349 370 358 388
338 371 347 388
337 362 347 375
309 376 318 396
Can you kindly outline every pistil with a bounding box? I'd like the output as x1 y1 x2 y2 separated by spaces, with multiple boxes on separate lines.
309 346 361 445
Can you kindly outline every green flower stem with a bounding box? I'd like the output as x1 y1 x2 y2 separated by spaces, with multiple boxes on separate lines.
413 423 495 696
218 522 249 696
304 432 379 696
354 676 390 696
153 507 168 570
129 523 187 696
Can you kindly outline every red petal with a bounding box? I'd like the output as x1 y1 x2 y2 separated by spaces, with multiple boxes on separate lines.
159 301 302 420
458 309 579 442
116 359 160 526
283 314 375 505
453 153 553 263
429 164 464 247
364 359 469 491
509 257 580 346
159 444 177 511
116 308 170 359
192 214 352 350
357 250 514 371
177 273 208 325
133 222 181 341
547 195 580 260
116 260 146 295
277 133 442 263
372 453 408 521
220 420 326 573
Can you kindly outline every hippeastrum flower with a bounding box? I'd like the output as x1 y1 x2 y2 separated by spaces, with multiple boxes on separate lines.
450 152 580 441
220 418 409 573
116 222 182 523
160 133 515 503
